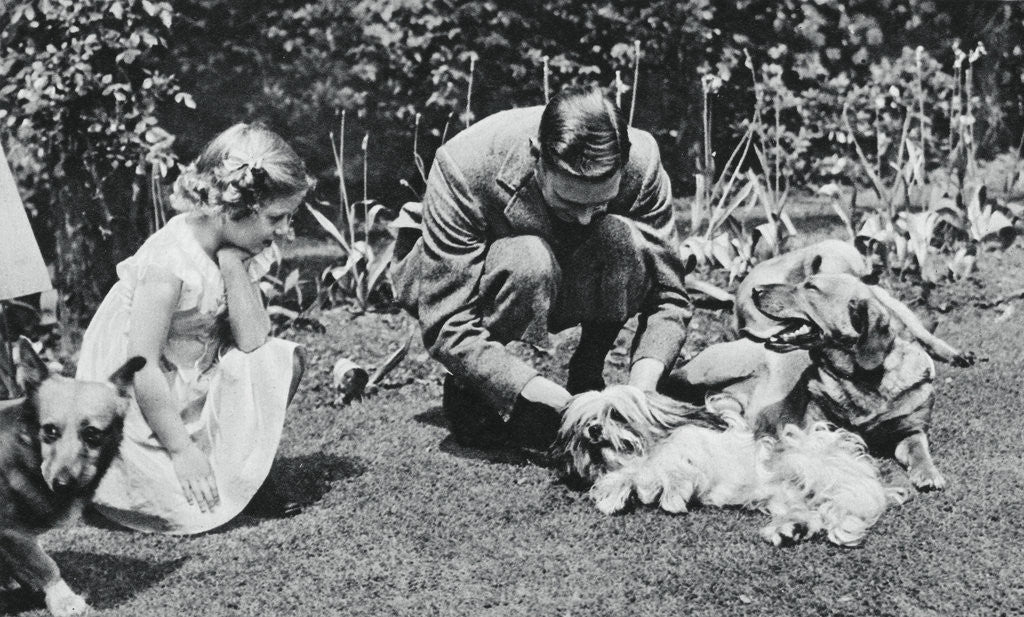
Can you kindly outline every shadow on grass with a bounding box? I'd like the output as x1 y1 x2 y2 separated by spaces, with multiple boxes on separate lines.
270 452 367 506
415 406 551 467
215 453 367 532
213 453 367 533
0 552 186 614
413 405 446 429
438 435 549 467
81 453 368 536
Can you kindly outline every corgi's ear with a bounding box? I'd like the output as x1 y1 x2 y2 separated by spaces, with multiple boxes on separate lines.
15 336 48 394
108 357 147 396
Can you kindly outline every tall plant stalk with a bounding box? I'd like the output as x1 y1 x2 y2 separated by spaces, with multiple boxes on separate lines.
440 111 455 145
702 74 715 198
465 54 476 129
361 133 368 205
629 40 640 127
412 113 427 185
542 55 550 104
950 43 963 153
915 46 927 166
329 110 354 251
965 43 986 178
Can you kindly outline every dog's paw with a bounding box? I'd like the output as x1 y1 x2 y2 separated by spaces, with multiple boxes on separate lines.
761 519 814 547
909 466 947 491
951 350 977 368
885 486 913 506
634 472 664 506
593 491 629 515
44 579 89 616
658 490 690 514
591 475 633 514
825 515 871 548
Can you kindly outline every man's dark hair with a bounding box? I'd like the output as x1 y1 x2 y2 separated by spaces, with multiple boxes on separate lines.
538 84 631 180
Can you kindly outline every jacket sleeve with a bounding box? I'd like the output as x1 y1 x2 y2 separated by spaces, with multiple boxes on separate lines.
624 134 693 370
416 151 539 412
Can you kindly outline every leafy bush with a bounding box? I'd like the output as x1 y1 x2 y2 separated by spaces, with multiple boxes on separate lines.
4 0 1022 317
159 1 1023 206
1 0 191 324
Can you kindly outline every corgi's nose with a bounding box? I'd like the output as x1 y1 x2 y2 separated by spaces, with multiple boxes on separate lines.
50 474 78 495
587 424 603 441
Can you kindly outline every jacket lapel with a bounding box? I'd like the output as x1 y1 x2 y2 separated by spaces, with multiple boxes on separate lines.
495 139 552 238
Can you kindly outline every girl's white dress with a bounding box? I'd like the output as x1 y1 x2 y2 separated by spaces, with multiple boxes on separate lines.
76 213 297 535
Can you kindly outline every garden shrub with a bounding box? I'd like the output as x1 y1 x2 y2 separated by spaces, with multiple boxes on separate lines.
161 0 1021 203
1 0 190 324
3 0 1022 317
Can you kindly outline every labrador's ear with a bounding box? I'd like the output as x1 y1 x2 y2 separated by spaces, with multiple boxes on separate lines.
809 254 823 275
849 297 893 371
681 252 697 276
853 236 872 257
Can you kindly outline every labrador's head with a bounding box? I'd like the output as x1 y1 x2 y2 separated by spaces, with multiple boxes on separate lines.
749 274 894 371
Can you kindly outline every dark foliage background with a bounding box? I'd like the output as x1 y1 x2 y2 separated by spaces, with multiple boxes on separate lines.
160 0 1024 195
2 0 1023 320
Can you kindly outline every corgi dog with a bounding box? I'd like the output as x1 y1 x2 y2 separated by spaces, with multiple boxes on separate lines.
0 337 143 616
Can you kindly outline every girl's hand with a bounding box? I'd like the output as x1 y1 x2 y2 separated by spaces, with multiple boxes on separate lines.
170 444 220 512
216 246 254 267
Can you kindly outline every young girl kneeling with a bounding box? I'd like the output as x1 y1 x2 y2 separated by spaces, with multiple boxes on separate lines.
76 123 313 534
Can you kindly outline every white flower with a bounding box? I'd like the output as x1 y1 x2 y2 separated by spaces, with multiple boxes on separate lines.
969 42 987 63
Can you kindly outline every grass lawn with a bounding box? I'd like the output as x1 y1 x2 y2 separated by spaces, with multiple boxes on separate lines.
3 202 1023 616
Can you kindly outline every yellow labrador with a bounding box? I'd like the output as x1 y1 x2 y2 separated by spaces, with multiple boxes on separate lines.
748 273 947 489
665 241 972 490
735 239 974 367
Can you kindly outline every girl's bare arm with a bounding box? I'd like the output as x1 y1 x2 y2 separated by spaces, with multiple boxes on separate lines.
217 247 271 352
127 270 219 511
127 273 192 453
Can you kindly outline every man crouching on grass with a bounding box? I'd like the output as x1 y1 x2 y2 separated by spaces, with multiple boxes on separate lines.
391 84 692 450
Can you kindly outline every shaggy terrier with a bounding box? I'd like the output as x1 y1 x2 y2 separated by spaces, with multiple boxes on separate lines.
553 385 906 546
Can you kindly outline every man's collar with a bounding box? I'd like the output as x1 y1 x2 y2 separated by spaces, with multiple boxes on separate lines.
495 136 539 197
495 137 551 234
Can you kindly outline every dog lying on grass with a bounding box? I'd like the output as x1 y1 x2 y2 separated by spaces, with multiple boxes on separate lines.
750 273 951 489
0 337 144 616
553 385 903 546
735 239 974 366
664 240 973 490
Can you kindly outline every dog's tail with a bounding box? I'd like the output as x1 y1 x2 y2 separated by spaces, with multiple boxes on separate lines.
766 422 891 547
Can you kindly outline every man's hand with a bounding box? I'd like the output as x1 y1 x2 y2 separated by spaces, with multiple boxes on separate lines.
629 357 666 392
520 375 572 411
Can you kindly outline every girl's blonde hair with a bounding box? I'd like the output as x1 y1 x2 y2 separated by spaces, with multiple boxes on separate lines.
170 122 314 219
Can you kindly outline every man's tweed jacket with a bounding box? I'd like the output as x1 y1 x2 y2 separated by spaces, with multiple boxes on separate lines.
393 106 692 411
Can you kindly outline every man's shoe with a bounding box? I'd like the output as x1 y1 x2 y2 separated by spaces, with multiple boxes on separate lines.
442 375 511 448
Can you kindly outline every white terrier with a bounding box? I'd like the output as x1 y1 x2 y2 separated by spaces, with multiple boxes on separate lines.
553 385 907 546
